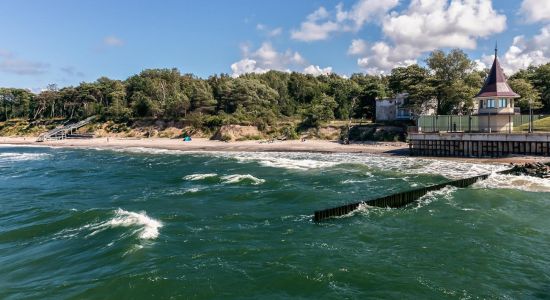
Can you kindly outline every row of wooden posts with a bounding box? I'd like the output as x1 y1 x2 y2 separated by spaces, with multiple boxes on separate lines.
313 172 503 222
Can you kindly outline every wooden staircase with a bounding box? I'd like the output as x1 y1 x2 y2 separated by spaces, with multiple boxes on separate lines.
36 116 96 142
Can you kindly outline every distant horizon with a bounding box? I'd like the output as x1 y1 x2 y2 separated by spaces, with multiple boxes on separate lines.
1 0 549 91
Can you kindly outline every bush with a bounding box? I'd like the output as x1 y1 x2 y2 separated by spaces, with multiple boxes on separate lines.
280 124 299 140
220 133 232 142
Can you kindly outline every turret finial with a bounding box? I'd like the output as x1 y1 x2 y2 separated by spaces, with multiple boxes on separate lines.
494 41 498 58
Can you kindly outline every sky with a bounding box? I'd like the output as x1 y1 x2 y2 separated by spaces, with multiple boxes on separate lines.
0 0 549 91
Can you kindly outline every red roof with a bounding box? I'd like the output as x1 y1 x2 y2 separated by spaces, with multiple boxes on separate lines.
475 54 519 98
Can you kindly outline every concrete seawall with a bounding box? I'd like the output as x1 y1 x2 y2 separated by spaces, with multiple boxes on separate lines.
409 133 550 157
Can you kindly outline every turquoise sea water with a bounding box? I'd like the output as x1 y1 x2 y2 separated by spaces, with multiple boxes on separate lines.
1 145 550 299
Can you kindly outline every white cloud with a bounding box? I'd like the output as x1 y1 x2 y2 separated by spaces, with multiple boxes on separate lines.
345 0 400 29
356 41 417 74
291 0 399 42
103 36 125 47
0 50 49 75
347 39 368 55
303 65 333 76
350 0 507 74
256 24 283 37
230 59 268 76
473 59 487 71
496 25 550 74
231 42 306 77
520 0 550 23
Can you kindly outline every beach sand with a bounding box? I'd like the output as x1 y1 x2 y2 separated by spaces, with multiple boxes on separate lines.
1 136 548 165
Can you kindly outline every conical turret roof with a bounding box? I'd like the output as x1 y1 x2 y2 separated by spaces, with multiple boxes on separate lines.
475 49 519 98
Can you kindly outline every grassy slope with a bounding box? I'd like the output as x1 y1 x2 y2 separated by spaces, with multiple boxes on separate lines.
516 116 550 132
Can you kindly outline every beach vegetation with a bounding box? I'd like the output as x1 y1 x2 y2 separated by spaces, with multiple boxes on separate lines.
1 50 549 139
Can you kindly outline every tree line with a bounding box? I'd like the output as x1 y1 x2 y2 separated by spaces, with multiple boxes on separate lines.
1 49 549 129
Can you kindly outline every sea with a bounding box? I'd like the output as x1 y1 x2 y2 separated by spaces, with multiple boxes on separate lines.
1 145 550 299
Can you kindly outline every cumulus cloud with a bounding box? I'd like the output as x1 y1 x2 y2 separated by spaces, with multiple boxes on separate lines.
291 0 399 42
347 39 368 55
103 35 125 47
230 59 268 76
350 0 507 74
231 42 306 77
520 0 550 23
256 24 283 37
495 25 550 74
0 50 49 75
303 65 333 76
356 42 418 74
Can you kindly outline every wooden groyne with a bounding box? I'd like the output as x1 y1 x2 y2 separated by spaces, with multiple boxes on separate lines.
313 173 494 222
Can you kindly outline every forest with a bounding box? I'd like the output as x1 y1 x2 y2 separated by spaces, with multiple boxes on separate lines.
1 49 549 132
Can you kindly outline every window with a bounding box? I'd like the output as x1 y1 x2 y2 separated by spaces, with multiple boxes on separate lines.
499 98 507 108
479 100 484 109
487 99 495 108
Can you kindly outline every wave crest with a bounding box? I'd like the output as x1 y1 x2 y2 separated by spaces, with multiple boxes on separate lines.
183 173 217 181
87 209 163 240
0 152 50 163
474 173 550 193
221 174 265 185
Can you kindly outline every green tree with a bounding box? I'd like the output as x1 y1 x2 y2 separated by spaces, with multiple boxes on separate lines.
426 49 476 114
509 78 542 112
531 63 550 112
302 93 337 127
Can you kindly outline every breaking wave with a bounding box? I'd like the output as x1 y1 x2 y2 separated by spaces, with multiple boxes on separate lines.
86 146 506 180
473 173 550 193
414 186 458 208
88 209 163 240
218 152 504 179
183 173 218 181
0 152 50 163
221 174 265 185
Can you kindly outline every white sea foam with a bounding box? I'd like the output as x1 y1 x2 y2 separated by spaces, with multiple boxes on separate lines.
340 179 371 184
111 147 186 155
414 186 458 208
89 209 163 240
231 153 338 170
473 173 550 193
0 152 50 163
90 146 506 180
221 174 265 185
183 173 218 181
215 152 505 179
184 187 201 193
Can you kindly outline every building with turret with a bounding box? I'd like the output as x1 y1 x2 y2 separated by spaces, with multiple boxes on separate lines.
474 47 520 132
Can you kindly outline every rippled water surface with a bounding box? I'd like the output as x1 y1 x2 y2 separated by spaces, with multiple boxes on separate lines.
1 145 550 299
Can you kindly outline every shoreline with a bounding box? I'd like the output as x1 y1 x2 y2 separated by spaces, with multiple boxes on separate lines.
1 136 549 165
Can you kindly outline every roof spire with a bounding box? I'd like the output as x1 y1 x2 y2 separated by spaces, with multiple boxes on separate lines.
475 41 519 99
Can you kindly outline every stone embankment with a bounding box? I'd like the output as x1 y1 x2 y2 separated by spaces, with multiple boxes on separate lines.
506 162 550 178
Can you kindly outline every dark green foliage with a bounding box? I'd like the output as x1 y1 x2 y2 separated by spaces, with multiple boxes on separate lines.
2 53 549 129
301 93 338 127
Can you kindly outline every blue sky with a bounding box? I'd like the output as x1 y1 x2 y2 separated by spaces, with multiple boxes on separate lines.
0 0 549 91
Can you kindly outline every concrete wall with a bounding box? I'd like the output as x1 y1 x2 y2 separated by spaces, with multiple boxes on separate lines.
409 132 550 157
478 115 513 132
409 132 550 142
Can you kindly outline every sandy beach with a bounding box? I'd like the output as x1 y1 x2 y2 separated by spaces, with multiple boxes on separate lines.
2 136 549 165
